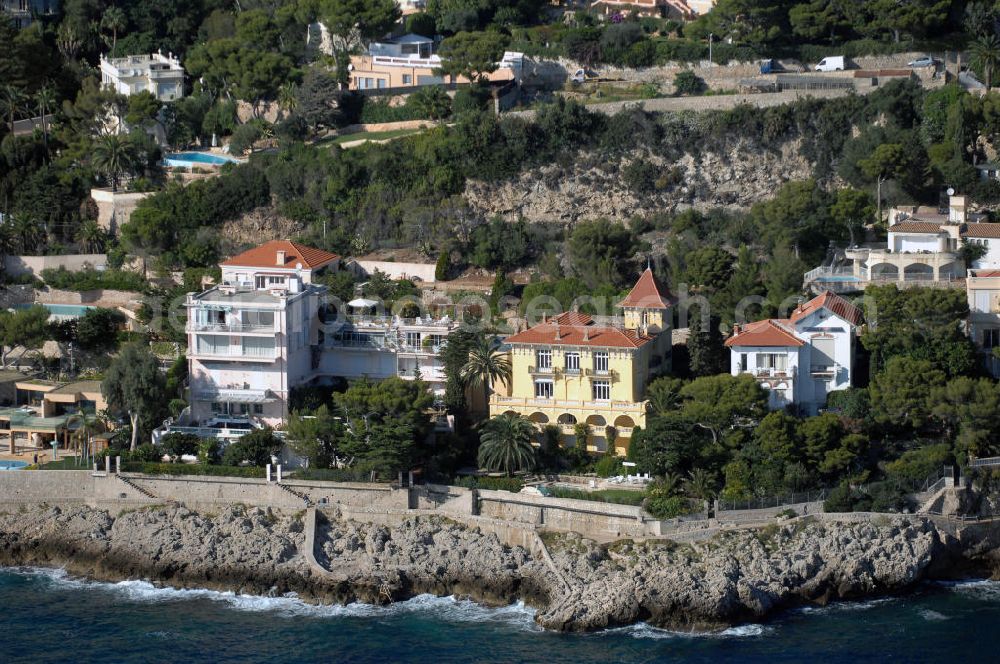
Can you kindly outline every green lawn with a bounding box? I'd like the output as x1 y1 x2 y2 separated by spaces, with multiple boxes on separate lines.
36 456 87 470
318 128 425 148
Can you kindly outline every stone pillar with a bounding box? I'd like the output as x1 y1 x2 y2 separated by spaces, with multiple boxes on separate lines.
105 456 110 473
266 464 272 483
408 470 414 486
115 456 121 474
8 432 13 455
277 464 282 483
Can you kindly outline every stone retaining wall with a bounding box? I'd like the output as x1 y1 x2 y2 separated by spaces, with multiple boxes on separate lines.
36 288 143 308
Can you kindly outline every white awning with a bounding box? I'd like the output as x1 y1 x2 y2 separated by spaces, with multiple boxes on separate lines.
348 298 379 309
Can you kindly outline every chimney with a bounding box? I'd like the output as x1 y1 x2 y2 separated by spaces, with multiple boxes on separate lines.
276 249 286 266
583 328 589 341
554 323 561 340
949 195 968 224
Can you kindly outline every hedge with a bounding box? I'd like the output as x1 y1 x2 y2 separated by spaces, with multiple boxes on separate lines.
452 476 524 492
121 462 265 478
40 267 147 292
547 486 646 506
293 467 378 482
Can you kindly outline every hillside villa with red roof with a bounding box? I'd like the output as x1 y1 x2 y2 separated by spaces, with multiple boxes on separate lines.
490 269 673 456
805 195 1000 294
726 291 863 414
161 240 459 446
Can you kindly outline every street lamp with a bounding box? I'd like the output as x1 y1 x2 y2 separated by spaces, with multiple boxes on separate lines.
708 33 713 66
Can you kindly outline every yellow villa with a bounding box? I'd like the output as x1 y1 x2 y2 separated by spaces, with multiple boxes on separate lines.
490 269 672 456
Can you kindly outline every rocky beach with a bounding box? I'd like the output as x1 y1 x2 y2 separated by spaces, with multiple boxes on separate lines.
1 503 996 633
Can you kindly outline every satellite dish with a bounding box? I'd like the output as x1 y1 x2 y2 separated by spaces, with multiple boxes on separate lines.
947 187 956 196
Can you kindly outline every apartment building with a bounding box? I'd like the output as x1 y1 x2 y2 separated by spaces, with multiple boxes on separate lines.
100 51 186 101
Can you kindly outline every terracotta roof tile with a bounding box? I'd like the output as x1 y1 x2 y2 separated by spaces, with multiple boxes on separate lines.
972 270 1000 278
618 268 672 310
889 222 946 234
506 321 656 349
552 311 594 326
961 222 1000 239
221 240 339 270
789 291 864 327
724 319 804 348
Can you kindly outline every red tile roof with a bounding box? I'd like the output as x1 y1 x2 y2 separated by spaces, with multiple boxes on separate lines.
618 268 672 310
506 319 657 349
221 240 339 270
789 291 864 327
961 222 1000 239
889 222 946 234
972 270 1000 278
724 319 804 348
552 311 594 326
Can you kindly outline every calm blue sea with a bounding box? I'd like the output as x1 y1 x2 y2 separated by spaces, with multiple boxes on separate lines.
0 567 995 663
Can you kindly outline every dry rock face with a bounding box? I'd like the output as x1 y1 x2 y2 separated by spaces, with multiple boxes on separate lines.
463 140 811 224
0 505 986 632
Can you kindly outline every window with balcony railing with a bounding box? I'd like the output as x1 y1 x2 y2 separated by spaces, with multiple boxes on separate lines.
565 352 580 372
536 349 552 370
593 351 609 374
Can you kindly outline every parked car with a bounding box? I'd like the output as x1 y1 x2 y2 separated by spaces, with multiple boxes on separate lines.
907 55 937 68
759 59 780 74
815 56 845 72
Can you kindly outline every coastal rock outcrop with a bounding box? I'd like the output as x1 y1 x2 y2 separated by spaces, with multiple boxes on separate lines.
0 504 983 633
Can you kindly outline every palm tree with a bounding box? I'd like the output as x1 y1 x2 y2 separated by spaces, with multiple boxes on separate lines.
1 85 25 135
971 34 1000 90
477 413 537 476
684 468 717 513
75 219 107 253
101 7 126 55
34 85 57 151
460 336 512 413
11 214 42 254
68 410 103 464
646 377 684 415
92 134 135 191
277 82 298 115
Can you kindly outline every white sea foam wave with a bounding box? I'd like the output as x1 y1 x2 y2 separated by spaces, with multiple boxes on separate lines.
2 567 540 630
603 622 768 640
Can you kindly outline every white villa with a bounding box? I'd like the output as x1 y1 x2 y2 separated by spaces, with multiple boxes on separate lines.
100 52 186 101
348 33 523 91
805 195 1000 293
157 240 458 444
967 268 1000 377
725 291 863 414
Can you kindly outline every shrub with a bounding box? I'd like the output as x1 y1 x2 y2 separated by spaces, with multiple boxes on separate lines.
644 493 692 519
294 467 379 482
359 98 421 124
452 84 492 114
549 486 645 505
435 250 450 281
673 70 706 96
593 454 624 478
623 159 658 193
40 267 146 292
221 428 282 467
452 475 524 492
121 461 265 478
160 432 201 460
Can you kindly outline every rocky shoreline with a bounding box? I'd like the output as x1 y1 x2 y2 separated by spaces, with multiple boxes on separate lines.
0 503 996 632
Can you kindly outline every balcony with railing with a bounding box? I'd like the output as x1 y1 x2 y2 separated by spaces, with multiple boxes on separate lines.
189 321 276 334
490 395 646 413
189 344 277 361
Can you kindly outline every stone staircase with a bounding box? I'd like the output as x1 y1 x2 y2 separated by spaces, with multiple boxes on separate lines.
117 474 156 499
276 483 312 507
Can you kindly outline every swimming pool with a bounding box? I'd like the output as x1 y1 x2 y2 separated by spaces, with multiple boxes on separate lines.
13 303 96 319
0 460 28 470
163 152 241 168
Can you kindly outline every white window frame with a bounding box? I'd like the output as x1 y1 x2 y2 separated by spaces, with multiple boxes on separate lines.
593 351 609 374
565 352 580 372
534 379 554 399
591 379 610 401
536 349 552 369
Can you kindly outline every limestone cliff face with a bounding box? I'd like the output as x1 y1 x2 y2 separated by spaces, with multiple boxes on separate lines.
463 139 813 224
0 505 991 633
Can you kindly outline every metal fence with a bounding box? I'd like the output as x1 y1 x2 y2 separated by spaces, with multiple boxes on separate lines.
718 489 829 512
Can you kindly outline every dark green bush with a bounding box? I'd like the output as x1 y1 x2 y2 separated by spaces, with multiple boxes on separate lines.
453 475 524 492
40 267 146 292
673 70 706 96
294 467 379 482
549 486 645 505
122 461 266 478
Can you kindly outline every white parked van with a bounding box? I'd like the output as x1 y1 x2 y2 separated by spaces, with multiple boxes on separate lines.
815 56 845 72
